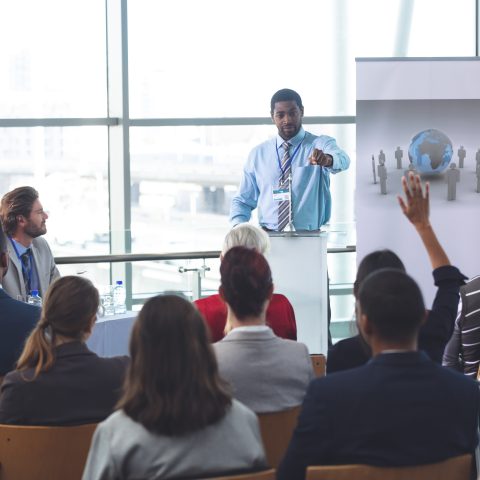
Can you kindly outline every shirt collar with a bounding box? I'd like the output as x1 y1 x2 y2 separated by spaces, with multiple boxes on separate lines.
228 325 270 334
276 126 305 149
11 238 31 256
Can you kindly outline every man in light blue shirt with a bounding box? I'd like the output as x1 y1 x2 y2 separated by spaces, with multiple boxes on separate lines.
230 89 350 231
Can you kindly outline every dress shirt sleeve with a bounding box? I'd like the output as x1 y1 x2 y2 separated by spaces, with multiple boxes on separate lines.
316 136 350 174
277 380 330 480
229 155 260 226
418 265 467 364
81 423 118 480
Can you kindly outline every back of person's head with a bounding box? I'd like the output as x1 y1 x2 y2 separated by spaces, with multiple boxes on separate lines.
358 269 425 344
270 88 303 114
118 295 231 435
220 246 273 320
17 276 99 378
222 223 270 256
354 249 405 297
0 186 39 236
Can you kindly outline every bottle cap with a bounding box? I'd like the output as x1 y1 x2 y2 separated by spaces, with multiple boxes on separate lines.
116 280 123 285
31 289 39 296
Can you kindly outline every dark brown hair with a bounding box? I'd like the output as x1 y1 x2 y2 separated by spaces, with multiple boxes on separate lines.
0 186 39 236
220 246 273 319
16 276 99 378
118 295 231 435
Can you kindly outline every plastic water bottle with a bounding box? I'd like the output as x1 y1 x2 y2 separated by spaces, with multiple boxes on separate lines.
27 290 43 307
113 280 126 314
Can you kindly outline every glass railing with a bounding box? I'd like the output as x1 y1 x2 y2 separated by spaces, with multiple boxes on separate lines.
55 246 356 343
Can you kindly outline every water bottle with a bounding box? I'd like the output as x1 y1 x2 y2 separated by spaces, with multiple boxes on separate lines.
27 289 43 307
113 280 126 314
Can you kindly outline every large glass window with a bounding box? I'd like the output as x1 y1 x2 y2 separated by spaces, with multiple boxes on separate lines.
0 0 107 118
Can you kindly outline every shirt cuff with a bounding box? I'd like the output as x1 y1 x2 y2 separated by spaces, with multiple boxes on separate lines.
432 265 468 286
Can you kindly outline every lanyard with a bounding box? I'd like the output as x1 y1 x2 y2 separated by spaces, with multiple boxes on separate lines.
9 237 33 289
276 134 306 178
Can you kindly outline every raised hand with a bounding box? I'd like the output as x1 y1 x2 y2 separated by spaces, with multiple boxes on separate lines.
397 172 430 229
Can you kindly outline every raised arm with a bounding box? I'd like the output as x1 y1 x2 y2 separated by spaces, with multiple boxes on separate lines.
397 173 449 269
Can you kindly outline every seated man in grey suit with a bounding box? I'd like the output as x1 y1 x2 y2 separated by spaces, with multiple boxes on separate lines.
213 246 314 413
277 268 480 480
0 186 60 301
0 222 41 376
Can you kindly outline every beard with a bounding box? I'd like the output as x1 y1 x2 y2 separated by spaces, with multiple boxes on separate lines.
23 221 46 238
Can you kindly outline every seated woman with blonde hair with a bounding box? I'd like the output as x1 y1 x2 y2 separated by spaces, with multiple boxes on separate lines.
195 223 297 341
0 276 129 425
82 295 266 480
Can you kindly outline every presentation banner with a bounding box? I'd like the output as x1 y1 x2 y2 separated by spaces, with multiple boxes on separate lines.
356 58 480 303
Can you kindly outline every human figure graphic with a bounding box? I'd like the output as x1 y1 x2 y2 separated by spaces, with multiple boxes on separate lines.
394 146 403 169
457 145 466 169
377 158 387 194
371 154 377 184
378 150 386 166
445 163 460 201
403 163 417 186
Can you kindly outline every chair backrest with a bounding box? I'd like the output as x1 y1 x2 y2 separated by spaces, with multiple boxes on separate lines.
306 454 472 480
257 406 301 468
0 422 97 480
206 468 276 480
310 354 326 377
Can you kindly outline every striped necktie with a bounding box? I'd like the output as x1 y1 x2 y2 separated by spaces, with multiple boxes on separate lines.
20 248 32 292
278 141 291 231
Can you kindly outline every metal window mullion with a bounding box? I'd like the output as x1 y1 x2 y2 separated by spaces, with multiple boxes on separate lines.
106 0 132 308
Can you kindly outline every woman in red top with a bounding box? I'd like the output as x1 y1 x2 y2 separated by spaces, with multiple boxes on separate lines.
195 224 297 342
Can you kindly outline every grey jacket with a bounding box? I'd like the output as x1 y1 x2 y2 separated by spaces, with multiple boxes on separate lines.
213 328 315 413
82 400 267 480
3 235 60 300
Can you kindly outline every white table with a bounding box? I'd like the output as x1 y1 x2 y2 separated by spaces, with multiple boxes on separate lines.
87 311 137 357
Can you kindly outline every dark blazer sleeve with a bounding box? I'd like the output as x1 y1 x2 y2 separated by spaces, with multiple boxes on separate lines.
277 380 330 480
418 266 466 363
0 372 28 424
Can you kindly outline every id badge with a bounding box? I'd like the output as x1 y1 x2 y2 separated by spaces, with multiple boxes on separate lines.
272 187 291 202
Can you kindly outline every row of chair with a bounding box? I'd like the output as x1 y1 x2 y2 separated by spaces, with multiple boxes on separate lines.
0 355 472 479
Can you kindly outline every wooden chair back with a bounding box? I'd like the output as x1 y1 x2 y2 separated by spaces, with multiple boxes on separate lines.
0 423 97 480
206 468 275 479
310 354 326 377
306 454 472 480
257 406 301 468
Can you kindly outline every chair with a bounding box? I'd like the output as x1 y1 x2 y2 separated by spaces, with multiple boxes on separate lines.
257 406 301 468
206 468 276 480
0 423 97 480
310 354 326 377
306 454 472 480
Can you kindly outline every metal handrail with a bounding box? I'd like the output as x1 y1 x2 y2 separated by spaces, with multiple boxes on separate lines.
54 246 356 265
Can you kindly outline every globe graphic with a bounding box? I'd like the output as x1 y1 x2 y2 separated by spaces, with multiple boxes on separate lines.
408 129 453 174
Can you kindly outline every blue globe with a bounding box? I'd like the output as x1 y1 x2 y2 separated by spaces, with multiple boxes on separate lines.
408 129 453 174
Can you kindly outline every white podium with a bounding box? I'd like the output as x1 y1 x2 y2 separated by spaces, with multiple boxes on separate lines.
266 231 328 355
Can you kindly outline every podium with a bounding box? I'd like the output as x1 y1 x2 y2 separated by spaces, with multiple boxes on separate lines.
266 231 328 355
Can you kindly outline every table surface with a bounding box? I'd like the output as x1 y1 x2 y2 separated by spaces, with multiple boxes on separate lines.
87 311 137 357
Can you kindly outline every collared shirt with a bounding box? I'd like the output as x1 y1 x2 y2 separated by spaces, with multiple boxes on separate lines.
11 238 40 294
229 127 350 230
227 325 270 335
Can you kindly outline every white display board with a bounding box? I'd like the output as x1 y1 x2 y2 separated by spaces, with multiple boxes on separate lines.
266 231 328 355
356 58 480 304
